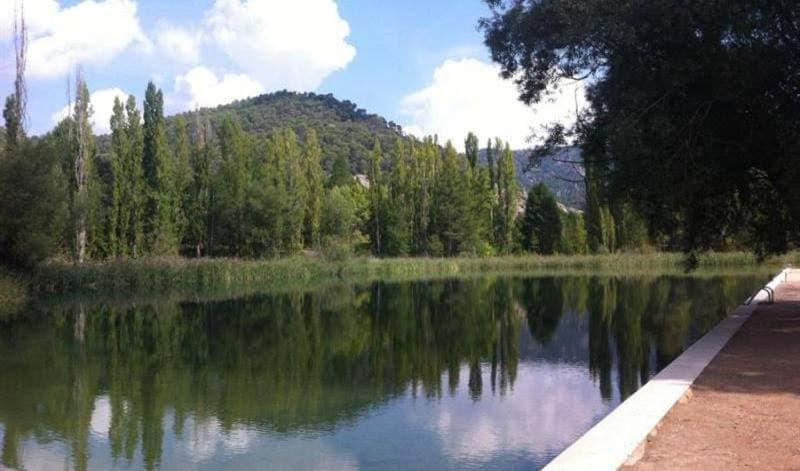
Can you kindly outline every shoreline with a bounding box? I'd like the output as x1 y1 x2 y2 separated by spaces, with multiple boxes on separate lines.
16 251 796 296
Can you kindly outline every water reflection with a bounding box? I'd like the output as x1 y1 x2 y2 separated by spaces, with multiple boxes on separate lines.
0 275 761 470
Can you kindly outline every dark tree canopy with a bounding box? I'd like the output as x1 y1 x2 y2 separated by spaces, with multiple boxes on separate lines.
482 0 800 257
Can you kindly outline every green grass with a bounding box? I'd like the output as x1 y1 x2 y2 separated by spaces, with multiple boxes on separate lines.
27 251 795 298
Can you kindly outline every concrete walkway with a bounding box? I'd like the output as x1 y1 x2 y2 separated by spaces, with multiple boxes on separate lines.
624 271 800 470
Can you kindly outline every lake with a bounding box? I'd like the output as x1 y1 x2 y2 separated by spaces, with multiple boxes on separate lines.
0 274 767 470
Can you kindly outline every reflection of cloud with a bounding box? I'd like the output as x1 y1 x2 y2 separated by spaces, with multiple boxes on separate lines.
423 362 609 463
90 395 111 439
184 417 259 462
179 417 358 469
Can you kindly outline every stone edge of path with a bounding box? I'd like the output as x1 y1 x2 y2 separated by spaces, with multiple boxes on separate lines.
543 268 792 471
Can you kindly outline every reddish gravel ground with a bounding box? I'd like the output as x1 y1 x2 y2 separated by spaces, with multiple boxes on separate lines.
624 274 800 470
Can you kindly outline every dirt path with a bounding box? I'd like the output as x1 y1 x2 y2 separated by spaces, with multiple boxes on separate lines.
624 273 800 470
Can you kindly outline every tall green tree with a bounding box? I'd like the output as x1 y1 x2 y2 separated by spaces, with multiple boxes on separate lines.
186 114 211 257
108 97 129 257
431 142 474 256
520 183 562 254
494 140 518 254
302 129 324 248
142 82 177 255
212 116 251 256
465 132 479 169
383 138 413 256
173 116 192 251
366 138 384 255
71 73 94 263
124 96 145 257
560 212 588 255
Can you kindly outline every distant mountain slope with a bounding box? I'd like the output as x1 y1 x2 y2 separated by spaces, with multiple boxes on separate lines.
172 91 406 173
481 147 585 209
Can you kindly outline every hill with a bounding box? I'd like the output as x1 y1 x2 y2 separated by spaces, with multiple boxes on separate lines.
171 91 405 174
481 146 585 209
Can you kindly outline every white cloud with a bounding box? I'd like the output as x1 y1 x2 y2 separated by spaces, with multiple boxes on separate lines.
2 0 148 79
173 66 264 109
204 0 356 91
51 87 130 134
401 58 587 151
0 0 60 39
156 22 202 64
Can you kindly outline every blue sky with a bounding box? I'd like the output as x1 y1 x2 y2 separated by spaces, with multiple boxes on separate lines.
1 0 584 149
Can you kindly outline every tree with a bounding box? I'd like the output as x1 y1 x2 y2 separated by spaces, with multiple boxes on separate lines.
142 82 177 255
481 0 800 256
302 129 324 248
0 138 68 267
173 116 192 251
186 113 211 257
431 142 474 256
109 97 129 257
520 183 562 254
71 72 94 263
212 116 250 256
494 140 518 253
366 138 384 255
3 96 21 156
125 96 145 257
560 212 588 255
465 132 479 169
328 153 353 188
383 138 413 256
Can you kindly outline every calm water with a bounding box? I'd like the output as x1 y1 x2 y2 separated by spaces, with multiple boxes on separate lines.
0 274 766 470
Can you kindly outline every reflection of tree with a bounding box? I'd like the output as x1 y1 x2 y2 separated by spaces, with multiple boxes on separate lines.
589 278 615 401
0 278 524 470
0 274 763 469
519 277 564 344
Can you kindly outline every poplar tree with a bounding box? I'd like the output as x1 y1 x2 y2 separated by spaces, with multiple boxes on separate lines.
383 138 412 255
109 97 128 256
277 129 307 253
187 113 211 257
173 116 192 250
366 138 384 255
72 72 94 263
125 96 144 256
465 132 479 169
495 140 518 254
214 116 250 255
143 82 177 254
432 142 472 255
302 129 324 248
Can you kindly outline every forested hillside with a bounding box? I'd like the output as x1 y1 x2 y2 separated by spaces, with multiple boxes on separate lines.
171 91 405 174
482 147 585 209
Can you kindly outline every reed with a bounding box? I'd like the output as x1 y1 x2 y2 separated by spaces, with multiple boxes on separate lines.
27 251 794 296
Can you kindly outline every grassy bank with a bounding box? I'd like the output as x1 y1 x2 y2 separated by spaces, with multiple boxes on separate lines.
27 251 796 297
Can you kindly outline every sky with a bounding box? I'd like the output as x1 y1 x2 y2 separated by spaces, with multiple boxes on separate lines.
0 0 585 150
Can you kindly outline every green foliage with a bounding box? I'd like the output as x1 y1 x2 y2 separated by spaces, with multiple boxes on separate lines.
0 139 68 267
481 0 800 256
520 183 562 254
143 82 178 255
560 212 588 255
494 141 519 253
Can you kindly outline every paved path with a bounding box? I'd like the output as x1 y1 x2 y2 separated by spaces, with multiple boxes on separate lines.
624 271 800 470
